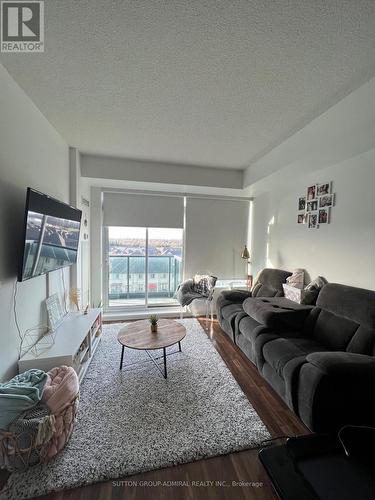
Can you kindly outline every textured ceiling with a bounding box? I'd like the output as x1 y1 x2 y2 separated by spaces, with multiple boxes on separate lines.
2 0 375 169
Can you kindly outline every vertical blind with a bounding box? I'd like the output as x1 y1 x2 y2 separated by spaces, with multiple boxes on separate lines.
103 192 184 228
185 197 250 279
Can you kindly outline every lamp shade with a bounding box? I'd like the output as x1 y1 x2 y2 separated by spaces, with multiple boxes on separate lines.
241 245 250 260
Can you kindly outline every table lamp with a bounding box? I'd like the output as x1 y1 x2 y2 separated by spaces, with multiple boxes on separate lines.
241 245 253 289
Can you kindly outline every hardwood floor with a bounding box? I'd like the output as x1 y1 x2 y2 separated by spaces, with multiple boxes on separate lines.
4 317 310 500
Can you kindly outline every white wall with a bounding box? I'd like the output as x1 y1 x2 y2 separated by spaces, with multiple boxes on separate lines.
81 154 243 190
69 148 91 309
90 187 103 308
251 149 375 289
244 75 375 190
0 64 70 381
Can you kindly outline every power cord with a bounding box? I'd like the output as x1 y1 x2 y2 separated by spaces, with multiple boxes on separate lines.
13 278 49 358
61 268 68 314
13 279 24 357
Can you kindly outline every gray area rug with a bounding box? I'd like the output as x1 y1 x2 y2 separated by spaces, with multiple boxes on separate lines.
1 319 270 499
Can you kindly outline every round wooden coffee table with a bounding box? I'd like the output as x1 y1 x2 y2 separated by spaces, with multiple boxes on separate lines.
117 319 186 378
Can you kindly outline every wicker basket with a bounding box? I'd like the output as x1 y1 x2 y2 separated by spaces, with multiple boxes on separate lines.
0 394 79 472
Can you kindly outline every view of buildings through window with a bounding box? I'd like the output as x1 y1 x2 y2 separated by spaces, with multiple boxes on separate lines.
108 227 183 306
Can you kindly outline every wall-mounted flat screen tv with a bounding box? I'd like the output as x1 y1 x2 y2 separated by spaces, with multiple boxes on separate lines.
18 188 82 281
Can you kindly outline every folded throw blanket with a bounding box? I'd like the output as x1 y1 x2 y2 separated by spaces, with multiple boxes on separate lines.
42 366 79 460
175 279 203 307
0 369 47 430
175 276 217 306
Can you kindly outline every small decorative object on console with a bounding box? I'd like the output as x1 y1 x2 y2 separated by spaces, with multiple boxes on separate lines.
241 246 253 289
46 293 65 331
69 288 80 311
149 314 158 333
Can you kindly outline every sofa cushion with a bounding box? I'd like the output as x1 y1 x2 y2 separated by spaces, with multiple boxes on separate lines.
317 283 375 328
242 297 312 331
218 289 252 303
219 303 244 338
221 303 244 321
253 284 280 297
313 309 359 351
316 284 375 355
252 268 292 297
262 337 326 378
238 315 267 342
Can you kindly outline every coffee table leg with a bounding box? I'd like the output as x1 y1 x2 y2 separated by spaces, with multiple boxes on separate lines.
120 345 124 370
163 347 167 378
178 341 182 352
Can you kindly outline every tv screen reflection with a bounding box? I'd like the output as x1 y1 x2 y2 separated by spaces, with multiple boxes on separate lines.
22 210 81 280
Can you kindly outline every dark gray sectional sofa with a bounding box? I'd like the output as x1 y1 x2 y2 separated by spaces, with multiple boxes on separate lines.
217 270 375 433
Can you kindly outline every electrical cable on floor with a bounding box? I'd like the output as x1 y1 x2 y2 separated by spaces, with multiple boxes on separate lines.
234 435 294 453
260 435 295 447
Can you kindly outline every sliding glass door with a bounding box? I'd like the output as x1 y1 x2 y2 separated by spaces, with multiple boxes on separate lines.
104 226 183 309
147 228 183 306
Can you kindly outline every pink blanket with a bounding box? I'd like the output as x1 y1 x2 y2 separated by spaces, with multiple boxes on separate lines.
41 366 79 460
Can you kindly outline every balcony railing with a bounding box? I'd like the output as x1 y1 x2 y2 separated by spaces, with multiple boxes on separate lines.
108 255 182 303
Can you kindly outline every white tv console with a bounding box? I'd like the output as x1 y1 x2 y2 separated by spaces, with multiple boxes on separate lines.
18 308 102 382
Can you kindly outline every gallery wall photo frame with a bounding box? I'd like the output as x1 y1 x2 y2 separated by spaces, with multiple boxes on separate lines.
298 196 306 211
317 182 332 197
308 213 318 229
306 200 318 212
318 208 330 224
297 181 335 229
306 185 317 201
297 213 307 224
319 193 335 208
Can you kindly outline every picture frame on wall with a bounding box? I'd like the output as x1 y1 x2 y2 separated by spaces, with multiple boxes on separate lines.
297 180 335 227
308 213 318 229
307 185 317 201
298 196 306 211
318 208 330 224
317 182 331 197
319 193 335 208
306 200 318 212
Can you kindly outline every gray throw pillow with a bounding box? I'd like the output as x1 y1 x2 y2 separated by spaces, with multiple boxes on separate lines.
193 275 217 297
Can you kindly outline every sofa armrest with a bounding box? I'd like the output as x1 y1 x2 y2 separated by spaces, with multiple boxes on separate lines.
218 289 252 303
299 352 375 432
306 352 375 378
